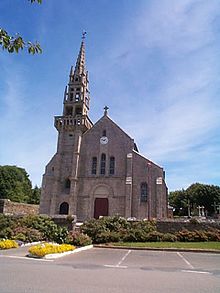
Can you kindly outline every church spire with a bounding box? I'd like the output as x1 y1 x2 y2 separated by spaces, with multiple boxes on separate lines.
71 31 87 79
55 33 92 133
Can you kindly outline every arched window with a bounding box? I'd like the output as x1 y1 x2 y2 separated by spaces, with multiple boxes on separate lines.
100 153 106 175
140 182 148 202
109 156 115 175
102 129 106 136
65 178 71 190
59 202 69 215
91 157 97 175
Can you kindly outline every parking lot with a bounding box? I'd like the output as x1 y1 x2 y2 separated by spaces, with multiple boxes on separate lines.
1 247 220 292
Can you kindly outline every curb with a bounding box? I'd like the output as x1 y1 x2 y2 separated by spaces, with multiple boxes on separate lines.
93 244 220 254
28 245 93 260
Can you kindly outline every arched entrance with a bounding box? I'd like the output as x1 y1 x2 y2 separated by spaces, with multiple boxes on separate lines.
93 185 109 219
59 202 69 215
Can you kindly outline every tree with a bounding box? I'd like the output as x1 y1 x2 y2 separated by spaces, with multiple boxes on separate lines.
0 0 42 54
28 185 41 204
0 165 32 203
169 189 188 216
186 183 220 215
169 183 220 217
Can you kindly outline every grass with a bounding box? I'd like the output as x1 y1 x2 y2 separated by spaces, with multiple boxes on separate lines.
110 242 220 250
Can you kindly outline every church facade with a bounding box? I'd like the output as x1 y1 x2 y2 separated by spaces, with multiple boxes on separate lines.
39 38 168 221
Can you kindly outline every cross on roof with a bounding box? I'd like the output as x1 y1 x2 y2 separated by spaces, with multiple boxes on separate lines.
104 106 109 116
82 31 87 40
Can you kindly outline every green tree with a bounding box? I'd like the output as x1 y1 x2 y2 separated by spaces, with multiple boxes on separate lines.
169 189 188 216
0 165 32 203
186 183 220 215
0 0 42 54
28 185 41 204
169 183 220 217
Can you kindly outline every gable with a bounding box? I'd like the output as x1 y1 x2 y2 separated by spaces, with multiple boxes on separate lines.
84 115 132 139
82 115 135 150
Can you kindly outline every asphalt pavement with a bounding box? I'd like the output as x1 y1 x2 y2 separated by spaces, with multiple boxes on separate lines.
0 247 220 293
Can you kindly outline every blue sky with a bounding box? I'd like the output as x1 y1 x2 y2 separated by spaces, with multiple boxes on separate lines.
0 0 220 191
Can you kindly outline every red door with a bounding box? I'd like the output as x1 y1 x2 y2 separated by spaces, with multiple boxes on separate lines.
94 198 109 219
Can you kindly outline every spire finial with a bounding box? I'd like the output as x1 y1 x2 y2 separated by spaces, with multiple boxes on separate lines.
82 31 87 40
104 106 109 116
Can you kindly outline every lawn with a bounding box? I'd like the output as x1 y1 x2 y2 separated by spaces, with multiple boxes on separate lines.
110 242 220 250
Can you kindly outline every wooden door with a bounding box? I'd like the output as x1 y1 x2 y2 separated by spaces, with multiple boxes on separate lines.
94 198 108 219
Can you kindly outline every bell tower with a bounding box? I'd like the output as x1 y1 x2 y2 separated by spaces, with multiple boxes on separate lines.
55 32 92 133
40 33 93 216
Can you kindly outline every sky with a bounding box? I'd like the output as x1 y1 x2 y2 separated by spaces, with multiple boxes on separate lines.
0 0 220 191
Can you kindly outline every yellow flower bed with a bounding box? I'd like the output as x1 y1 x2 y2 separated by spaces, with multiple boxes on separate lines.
29 243 75 257
0 240 19 250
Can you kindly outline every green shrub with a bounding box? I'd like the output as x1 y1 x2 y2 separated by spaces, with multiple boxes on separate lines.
67 231 92 246
0 227 13 239
13 233 26 242
122 229 148 242
145 231 163 242
0 214 13 230
81 216 130 238
0 215 68 244
19 215 68 243
176 229 209 242
11 226 44 243
96 231 122 243
205 229 220 241
82 217 157 243
161 233 177 242
131 220 156 233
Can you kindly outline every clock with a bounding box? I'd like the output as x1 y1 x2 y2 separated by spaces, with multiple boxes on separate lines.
100 136 108 145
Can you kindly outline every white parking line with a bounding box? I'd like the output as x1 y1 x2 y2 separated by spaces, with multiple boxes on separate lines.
104 250 131 268
182 270 211 275
177 252 194 269
0 255 53 262
104 264 127 269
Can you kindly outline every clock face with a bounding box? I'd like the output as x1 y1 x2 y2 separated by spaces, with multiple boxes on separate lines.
100 136 108 145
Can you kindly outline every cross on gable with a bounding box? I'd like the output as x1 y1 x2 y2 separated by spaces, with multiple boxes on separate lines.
82 31 87 40
104 106 109 116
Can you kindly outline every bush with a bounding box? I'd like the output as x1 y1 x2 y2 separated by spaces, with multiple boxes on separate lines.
0 239 18 249
0 227 13 239
29 243 75 257
122 229 148 242
0 215 69 244
161 233 177 242
81 216 131 240
205 229 220 241
176 229 209 242
95 231 122 244
11 226 44 243
131 220 156 234
17 215 69 243
81 216 158 243
145 231 163 242
67 231 92 246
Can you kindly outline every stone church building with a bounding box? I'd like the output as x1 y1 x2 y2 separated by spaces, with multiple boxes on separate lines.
39 38 168 221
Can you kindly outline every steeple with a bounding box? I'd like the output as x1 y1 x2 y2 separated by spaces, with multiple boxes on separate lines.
55 33 92 133
69 31 87 82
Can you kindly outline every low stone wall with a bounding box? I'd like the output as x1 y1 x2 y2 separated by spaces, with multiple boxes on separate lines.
52 215 76 231
0 199 39 216
156 220 220 233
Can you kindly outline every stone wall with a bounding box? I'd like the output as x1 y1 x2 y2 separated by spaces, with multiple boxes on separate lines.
0 199 39 216
156 220 220 233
